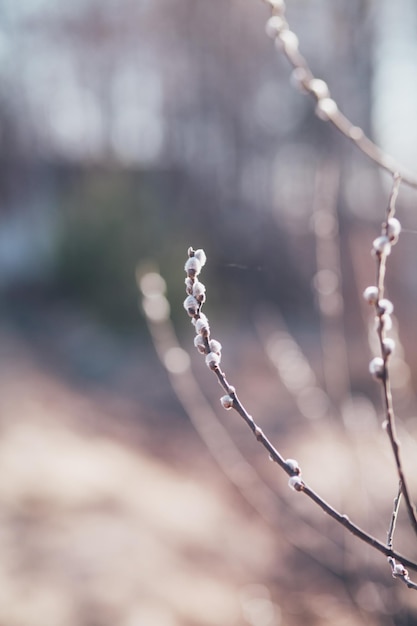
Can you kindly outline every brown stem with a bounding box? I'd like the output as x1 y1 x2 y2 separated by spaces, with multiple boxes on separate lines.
373 176 417 537
265 5 417 189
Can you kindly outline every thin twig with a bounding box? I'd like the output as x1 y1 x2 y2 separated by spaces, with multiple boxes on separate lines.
387 481 402 551
183 247 417 578
365 174 417 537
214 363 417 573
386 485 417 591
262 0 417 189
138 268 353 576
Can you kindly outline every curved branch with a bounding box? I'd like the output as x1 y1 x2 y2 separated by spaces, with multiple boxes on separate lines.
262 0 417 189
182 247 417 578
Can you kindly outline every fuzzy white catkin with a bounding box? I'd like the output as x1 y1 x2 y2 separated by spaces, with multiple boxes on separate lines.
184 257 202 277
277 29 299 53
286 459 300 474
265 15 286 38
288 475 303 491
183 295 199 316
387 217 401 243
192 281 206 302
194 335 206 353
377 298 394 315
372 235 391 256
363 285 379 305
308 78 330 99
195 314 210 336
194 249 207 267
209 339 222 354
205 352 220 369
369 357 384 379
195 312 208 326
315 98 338 120
220 395 234 410
185 277 194 294
393 563 408 577
382 338 396 357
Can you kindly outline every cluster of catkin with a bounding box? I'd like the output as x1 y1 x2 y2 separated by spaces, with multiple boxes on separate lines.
364 217 402 381
183 246 303 491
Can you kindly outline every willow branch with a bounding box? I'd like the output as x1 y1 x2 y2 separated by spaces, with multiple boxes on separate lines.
138 269 353 577
262 0 417 189
387 482 402 552
386 485 417 590
183 246 417 577
364 175 417 537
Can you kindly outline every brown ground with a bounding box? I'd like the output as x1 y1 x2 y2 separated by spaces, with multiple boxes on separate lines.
0 324 416 626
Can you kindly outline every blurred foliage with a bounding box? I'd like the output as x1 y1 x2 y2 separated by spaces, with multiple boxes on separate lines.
51 166 314 333
52 168 188 331
0 0 383 338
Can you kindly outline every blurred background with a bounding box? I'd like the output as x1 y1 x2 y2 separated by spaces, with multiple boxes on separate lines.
2 0 417 624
